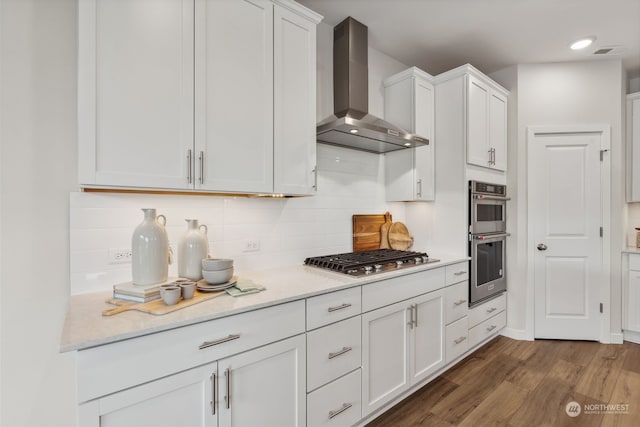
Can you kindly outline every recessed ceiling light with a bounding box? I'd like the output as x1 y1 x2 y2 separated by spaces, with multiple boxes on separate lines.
349 129 358 134
570 37 596 50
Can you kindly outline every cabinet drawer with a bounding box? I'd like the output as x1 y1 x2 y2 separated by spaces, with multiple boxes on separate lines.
445 281 469 325
78 300 305 402
445 316 469 363
307 369 362 427
468 293 506 328
468 310 506 349
630 254 640 271
362 267 445 312
445 262 469 286
307 316 361 391
307 287 361 330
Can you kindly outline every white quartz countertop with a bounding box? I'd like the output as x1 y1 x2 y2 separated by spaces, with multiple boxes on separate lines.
623 246 640 254
60 256 468 352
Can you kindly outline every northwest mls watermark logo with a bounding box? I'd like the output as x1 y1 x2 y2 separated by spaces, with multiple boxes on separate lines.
566 401 630 417
565 401 581 417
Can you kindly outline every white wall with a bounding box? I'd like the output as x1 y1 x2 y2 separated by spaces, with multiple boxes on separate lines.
630 76 640 93
504 60 625 338
1 1 78 426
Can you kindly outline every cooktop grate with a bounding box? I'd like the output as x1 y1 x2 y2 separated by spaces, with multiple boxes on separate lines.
304 249 430 274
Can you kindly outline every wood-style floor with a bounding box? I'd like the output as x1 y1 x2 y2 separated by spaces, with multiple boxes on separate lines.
366 336 640 427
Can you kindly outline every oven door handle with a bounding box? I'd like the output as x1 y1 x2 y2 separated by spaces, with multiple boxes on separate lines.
473 194 511 201
472 233 511 241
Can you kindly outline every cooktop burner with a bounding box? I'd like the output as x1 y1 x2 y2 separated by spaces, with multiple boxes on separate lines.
304 249 439 277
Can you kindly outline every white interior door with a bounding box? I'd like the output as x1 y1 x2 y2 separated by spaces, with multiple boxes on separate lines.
528 129 604 340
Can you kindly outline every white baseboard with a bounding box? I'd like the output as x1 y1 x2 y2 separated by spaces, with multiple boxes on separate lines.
623 330 640 344
500 327 532 341
609 332 624 344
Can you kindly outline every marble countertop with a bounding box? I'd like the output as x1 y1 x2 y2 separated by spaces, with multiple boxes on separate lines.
623 246 640 254
61 256 468 352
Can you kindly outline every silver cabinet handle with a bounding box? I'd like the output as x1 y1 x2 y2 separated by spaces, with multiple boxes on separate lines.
486 325 497 332
414 303 419 327
328 346 353 360
210 373 217 415
187 149 193 184
454 299 467 306
486 307 497 314
488 148 493 165
225 368 231 409
328 403 353 419
198 151 204 184
312 166 318 191
454 271 467 276
407 305 415 329
454 336 467 344
417 179 423 198
199 334 240 350
328 303 351 313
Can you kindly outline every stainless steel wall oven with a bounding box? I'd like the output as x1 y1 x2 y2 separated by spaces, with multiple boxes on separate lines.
469 181 509 306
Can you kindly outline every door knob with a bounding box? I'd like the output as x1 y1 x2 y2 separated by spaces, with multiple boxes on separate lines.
537 243 547 251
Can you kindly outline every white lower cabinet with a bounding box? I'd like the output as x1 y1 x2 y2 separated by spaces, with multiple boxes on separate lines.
79 335 305 427
468 310 506 349
362 288 445 416
307 369 362 427
624 253 640 342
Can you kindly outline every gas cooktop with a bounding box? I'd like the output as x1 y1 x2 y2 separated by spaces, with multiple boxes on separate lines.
304 249 439 277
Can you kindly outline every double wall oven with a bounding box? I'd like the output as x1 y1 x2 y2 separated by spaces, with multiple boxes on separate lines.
469 181 509 306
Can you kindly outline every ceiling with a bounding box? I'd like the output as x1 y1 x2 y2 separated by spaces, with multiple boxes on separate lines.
297 0 640 79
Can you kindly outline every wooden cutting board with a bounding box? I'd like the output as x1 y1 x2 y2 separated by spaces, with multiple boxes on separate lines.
379 212 392 249
102 289 225 316
352 212 392 252
388 222 414 250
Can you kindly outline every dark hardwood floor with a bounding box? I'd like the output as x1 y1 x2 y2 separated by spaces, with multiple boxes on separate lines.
365 336 640 426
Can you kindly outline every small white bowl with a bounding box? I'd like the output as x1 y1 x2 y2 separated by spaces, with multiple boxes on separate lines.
202 258 234 271
202 267 234 284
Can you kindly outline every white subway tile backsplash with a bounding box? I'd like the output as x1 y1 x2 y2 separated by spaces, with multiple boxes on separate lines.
69 145 413 294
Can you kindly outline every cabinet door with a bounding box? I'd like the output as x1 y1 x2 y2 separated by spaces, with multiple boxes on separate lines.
195 0 274 193
273 5 317 195
78 0 194 189
628 270 640 332
218 335 306 427
362 300 410 416
79 362 217 427
628 96 640 202
466 75 490 168
489 90 507 171
409 289 445 384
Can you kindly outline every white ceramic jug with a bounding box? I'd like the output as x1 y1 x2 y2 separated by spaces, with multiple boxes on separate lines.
178 219 209 280
131 208 169 285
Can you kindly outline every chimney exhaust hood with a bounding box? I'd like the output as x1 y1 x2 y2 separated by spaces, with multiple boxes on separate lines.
316 17 428 154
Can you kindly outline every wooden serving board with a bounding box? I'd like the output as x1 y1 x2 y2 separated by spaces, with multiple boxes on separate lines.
388 221 413 250
102 289 225 316
353 212 392 252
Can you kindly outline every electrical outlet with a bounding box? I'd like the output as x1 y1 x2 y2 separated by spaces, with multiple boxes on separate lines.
109 248 132 264
243 239 261 252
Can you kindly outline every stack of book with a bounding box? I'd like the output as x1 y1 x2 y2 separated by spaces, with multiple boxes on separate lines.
113 281 163 303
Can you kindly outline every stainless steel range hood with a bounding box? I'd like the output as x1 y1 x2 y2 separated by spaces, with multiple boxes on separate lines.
316 17 428 154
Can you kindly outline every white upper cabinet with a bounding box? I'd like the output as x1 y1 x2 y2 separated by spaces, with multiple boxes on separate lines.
78 0 195 189
384 67 435 201
273 5 317 195
195 0 274 193
78 0 321 195
465 73 508 171
627 92 640 202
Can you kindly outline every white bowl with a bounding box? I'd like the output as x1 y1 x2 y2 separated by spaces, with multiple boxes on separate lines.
202 258 234 271
202 267 234 284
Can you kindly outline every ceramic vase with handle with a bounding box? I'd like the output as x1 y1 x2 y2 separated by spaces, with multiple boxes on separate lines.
178 219 209 280
132 208 169 285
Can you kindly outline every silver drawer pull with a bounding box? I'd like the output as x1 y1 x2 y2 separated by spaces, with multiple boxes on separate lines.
328 303 352 313
453 271 467 276
486 307 497 314
199 334 240 350
454 336 467 344
486 325 497 332
328 346 353 360
328 403 353 419
454 299 467 306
